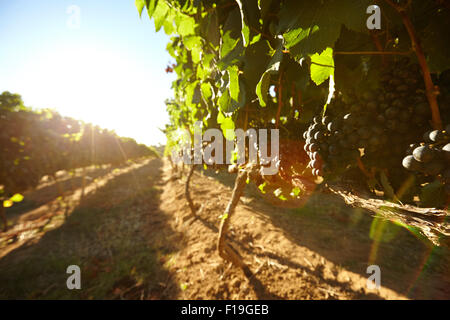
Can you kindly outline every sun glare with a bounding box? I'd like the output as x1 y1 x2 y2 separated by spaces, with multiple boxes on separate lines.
10 44 169 145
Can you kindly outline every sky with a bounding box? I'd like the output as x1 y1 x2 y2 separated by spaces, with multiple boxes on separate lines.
0 0 176 146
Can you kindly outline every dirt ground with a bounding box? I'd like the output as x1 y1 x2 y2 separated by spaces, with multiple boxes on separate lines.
0 157 449 299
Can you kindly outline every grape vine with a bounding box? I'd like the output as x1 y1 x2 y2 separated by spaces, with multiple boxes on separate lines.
136 0 450 270
0 91 155 231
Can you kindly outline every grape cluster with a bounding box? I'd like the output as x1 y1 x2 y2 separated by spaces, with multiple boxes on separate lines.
358 59 431 169
303 107 360 177
304 59 433 182
402 126 450 193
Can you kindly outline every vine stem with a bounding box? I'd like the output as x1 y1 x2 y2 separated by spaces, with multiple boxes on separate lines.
217 170 252 277
384 0 443 130
356 157 373 179
371 32 387 65
185 164 197 216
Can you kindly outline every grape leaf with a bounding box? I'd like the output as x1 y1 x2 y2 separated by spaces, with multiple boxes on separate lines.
217 111 236 141
10 193 24 203
200 10 220 49
281 0 373 58
236 0 250 47
228 65 240 101
200 82 213 101
135 0 146 17
153 1 170 32
177 15 196 37
310 47 334 85
146 0 158 19
3 200 13 208
256 44 283 107
243 39 272 91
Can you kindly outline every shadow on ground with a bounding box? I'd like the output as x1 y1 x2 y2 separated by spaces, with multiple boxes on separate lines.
200 167 450 300
0 158 183 299
6 165 115 218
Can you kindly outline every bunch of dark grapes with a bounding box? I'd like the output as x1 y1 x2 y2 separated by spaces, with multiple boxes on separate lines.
303 58 433 185
303 100 360 178
359 59 431 170
402 126 450 195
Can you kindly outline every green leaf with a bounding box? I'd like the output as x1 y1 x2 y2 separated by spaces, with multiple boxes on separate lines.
177 15 196 37
192 86 201 106
217 110 225 124
233 78 246 110
222 38 237 57
196 64 207 80
184 36 203 63
185 81 199 107
236 0 250 47
217 112 235 141
256 44 283 107
291 187 301 197
222 7 242 40
146 0 158 18
243 39 272 92
218 88 231 112
3 200 13 208
200 82 213 101
135 0 146 17
218 31 242 69
221 118 236 141
200 10 220 49
10 193 24 203
256 71 271 107
163 10 175 35
153 0 169 32
284 26 319 50
258 182 267 194
310 47 334 85
228 65 240 101
280 0 373 58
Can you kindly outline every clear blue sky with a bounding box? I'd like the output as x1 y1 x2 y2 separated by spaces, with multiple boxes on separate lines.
0 0 175 146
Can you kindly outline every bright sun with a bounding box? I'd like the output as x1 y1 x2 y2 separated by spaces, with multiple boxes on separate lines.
10 44 170 146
